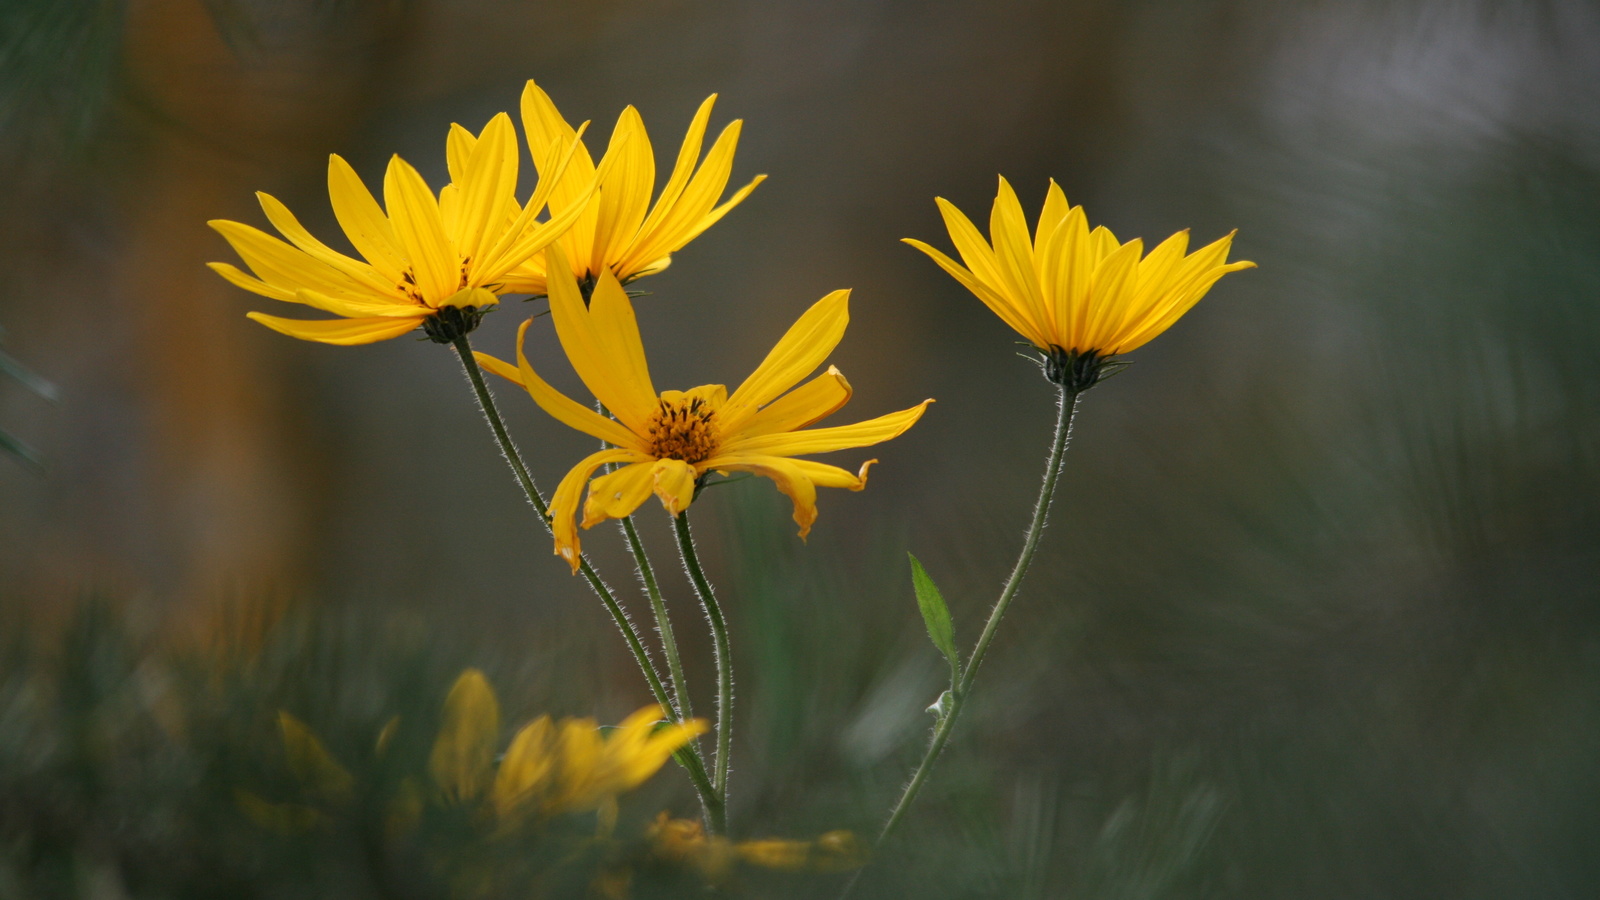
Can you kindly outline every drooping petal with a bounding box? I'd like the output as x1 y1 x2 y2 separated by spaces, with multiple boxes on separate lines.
245 312 424 345
383 155 458 306
651 458 698 515
474 320 642 449
721 290 850 429
721 399 932 458
550 447 641 571
727 366 852 441
581 461 658 527
703 454 819 539
545 248 658 432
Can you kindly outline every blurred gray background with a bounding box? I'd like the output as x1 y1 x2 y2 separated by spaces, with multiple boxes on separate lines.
2 0 1598 896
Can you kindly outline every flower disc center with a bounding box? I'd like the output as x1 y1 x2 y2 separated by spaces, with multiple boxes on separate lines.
647 396 718 464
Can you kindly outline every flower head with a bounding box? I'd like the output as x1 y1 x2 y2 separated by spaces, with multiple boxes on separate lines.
905 177 1254 389
501 81 765 296
208 112 593 345
477 244 932 570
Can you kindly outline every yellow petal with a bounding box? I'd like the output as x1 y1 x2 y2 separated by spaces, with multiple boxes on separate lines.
207 261 296 302
620 117 749 273
903 237 1046 346
210 219 395 306
551 447 640 571
629 94 717 248
245 312 423 345
476 121 596 283
327 154 406 283
445 122 477 184
278 712 354 801
988 177 1050 338
545 248 659 432
487 319 642 448
255 192 396 296
452 112 519 266
493 716 555 819
702 454 820 539
588 105 654 273
728 366 852 441
721 399 931 458
383 154 457 306
722 290 850 429
293 288 426 319
429 669 501 804
651 458 698 515
1079 238 1142 351
581 460 658 527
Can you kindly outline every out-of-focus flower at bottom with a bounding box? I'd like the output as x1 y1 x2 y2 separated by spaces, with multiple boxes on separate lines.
238 669 705 836
645 811 867 883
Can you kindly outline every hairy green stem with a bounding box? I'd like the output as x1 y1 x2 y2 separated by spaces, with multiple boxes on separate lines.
847 387 1079 893
672 510 733 813
450 335 721 830
621 514 693 720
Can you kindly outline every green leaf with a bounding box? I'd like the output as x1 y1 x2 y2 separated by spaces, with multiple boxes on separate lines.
909 553 959 679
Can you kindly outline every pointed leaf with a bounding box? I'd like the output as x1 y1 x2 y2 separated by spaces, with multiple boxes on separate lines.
909 553 958 678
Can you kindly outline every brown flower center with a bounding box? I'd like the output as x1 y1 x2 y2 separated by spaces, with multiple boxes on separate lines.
647 396 719 464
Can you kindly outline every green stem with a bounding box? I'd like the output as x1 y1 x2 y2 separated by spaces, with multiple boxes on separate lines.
622 514 693 720
868 386 1080 859
672 510 733 811
450 335 722 830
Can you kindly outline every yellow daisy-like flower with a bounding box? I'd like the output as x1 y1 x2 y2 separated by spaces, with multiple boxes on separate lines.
905 176 1255 388
501 81 765 296
208 111 592 346
477 244 932 570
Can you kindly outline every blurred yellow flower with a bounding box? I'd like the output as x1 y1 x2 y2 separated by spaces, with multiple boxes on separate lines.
208 112 592 345
503 81 765 296
476 245 932 569
423 670 705 822
492 704 707 820
646 812 866 881
905 177 1254 387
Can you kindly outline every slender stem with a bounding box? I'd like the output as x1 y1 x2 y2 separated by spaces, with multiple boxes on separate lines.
875 387 1080 846
672 510 733 809
450 335 722 829
621 514 693 719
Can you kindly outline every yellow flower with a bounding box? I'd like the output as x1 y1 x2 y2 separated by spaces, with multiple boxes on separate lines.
492 704 707 819
476 244 932 570
422 669 704 823
905 177 1254 387
647 813 866 880
501 81 765 296
208 111 592 345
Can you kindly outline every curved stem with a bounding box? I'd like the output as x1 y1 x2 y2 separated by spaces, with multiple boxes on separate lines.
672 510 733 812
875 387 1080 846
450 335 721 829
